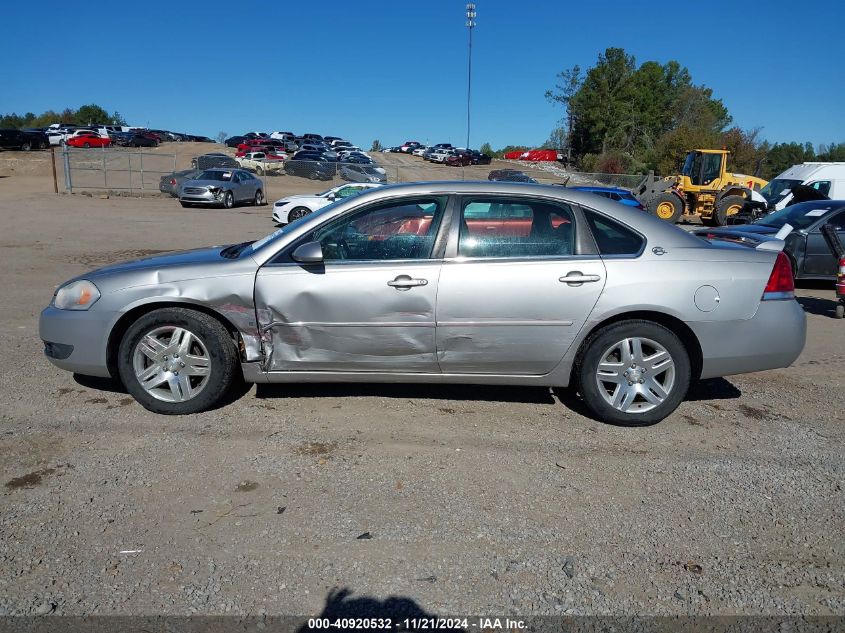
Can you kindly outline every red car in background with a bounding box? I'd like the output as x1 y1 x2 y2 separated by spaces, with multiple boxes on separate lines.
66 133 111 148
446 153 471 167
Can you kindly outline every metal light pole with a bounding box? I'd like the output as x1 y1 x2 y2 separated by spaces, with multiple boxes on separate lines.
465 3 476 152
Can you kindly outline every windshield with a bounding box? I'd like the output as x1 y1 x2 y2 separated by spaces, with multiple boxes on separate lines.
754 201 838 230
198 170 232 181
759 178 803 204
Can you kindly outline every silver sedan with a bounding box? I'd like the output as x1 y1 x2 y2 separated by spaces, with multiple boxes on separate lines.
39 182 806 425
179 168 265 209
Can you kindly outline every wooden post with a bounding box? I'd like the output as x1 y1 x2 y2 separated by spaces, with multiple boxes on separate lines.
51 146 58 193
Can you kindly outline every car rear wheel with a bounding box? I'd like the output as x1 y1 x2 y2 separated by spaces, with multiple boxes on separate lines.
21 141 31 151
117 308 240 414
223 191 234 209
836 304 845 319
83 142 90 148
576 320 691 426
254 189 264 206
288 207 311 221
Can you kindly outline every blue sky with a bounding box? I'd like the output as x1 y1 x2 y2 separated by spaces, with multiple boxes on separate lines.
2 0 843 150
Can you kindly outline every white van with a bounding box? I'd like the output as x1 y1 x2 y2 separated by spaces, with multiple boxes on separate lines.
761 162 845 210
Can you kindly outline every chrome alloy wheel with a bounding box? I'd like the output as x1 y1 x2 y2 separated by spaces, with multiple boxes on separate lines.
595 337 675 413
132 326 211 402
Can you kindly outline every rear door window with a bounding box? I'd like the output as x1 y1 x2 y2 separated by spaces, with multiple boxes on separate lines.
458 198 575 258
584 210 645 256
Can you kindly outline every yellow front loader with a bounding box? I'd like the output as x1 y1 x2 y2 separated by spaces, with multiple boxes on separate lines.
634 149 768 225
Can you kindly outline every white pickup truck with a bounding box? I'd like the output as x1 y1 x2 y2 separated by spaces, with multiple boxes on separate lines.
236 151 285 175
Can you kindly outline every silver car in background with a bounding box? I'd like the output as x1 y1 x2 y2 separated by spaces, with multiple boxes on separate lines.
179 168 265 209
39 182 805 426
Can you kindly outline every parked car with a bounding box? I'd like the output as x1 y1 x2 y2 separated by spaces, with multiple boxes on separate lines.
284 154 337 180
126 134 158 148
179 168 265 208
66 133 112 148
340 152 373 165
488 169 537 183
339 163 387 183
40 182 806 424
272 182 383 224
236 151 285 174
191 153 238 170
412 146 428 157
569 186 644 209
467 150 491 165
429 149 454 164
446 153 472 167
695 200 845 281
225 136 247 148
159 169 201 197
400 141 421 153
0 129 48 150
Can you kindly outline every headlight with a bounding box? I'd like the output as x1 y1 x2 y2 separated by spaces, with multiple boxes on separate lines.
53 280 101 310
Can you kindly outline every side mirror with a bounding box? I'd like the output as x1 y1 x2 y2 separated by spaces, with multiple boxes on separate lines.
326 193 336 201
291 241 324 264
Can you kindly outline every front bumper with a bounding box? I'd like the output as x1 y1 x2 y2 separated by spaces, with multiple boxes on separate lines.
180 190 224 206
39 306 115 378
690 299 806 379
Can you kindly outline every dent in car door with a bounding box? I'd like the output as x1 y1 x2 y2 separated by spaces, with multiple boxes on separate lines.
254 195 449 372
255 261 442 371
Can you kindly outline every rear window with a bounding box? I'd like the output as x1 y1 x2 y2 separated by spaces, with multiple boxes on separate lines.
584 210 644 256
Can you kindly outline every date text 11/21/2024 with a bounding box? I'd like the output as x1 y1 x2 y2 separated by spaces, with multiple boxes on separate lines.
306 617 526 630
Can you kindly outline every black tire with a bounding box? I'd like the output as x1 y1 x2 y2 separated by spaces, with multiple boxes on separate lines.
180 202 192 208
835 304 845 319
39 140 47 150
254 189 264 206
288 206 311 221
711 195 746 227
648 192 683 223
21 141 31 151
576 320 691 426
83 142 90 148
117 308 240 415
222 191 234 209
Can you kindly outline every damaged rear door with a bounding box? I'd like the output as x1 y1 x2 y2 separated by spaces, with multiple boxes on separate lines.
254 195 449 372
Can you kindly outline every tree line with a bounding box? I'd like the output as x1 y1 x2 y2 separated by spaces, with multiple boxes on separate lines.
484 48 843 179
0 104 126 130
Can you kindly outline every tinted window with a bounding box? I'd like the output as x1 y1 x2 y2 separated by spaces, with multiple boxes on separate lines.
459 198 575 258
826 210 845 231
584 210 644 256
309 196 447 261
811 181 832 196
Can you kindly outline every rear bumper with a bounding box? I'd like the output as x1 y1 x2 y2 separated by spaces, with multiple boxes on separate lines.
689 299 806 379
39 306 114 378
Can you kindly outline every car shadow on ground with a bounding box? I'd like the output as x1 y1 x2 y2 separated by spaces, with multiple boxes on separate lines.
255 382 557 405
296 587 459 632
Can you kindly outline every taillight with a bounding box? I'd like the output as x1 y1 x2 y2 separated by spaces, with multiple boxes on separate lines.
762 251 795 300
170 179 177 185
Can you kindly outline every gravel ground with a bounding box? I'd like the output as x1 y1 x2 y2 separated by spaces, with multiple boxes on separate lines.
0 174 843 620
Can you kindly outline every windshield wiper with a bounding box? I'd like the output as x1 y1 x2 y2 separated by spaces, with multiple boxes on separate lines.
220 241 253 259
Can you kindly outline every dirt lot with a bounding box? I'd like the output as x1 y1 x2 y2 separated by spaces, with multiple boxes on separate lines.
0 158 843 619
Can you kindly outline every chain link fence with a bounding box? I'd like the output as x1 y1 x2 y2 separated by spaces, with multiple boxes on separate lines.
61 147 176 194
60 146 643 196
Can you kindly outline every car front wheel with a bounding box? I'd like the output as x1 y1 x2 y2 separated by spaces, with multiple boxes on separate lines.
117 308 240 414
576 320 690 426
222 191 234 208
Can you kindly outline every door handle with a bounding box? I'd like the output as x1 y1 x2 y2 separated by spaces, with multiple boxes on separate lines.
559 271 601 286
387 275 428 290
